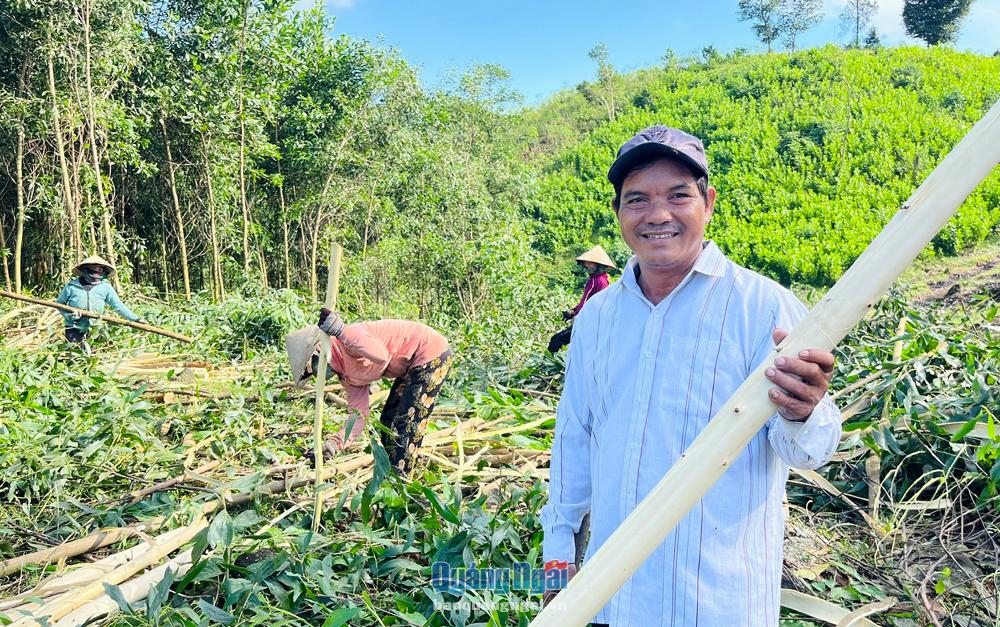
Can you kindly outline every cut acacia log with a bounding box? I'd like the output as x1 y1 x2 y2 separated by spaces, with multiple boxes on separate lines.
52 550 194 627
0 520 165 578
529 99 1000 626
0 291 193 343
0 526 194 614
9 519 207 627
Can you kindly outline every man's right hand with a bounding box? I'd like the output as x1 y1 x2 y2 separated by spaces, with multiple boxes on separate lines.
562 309 575 321
541 563 577 608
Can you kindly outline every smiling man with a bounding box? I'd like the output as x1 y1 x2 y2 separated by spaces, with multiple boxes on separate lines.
540 126 842 626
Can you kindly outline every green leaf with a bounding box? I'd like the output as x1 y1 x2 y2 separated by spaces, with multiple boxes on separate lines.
949 417 980 442
208 509 234 549
232 510 264 531
102 582 135 615
145 566 175 616
196 599 236 624
322 608 361 627
421 485 462 524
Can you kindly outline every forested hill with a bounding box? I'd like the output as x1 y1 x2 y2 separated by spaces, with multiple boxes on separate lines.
521 46 1000 287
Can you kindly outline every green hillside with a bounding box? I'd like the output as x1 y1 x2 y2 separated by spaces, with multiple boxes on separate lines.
523 46 1000 287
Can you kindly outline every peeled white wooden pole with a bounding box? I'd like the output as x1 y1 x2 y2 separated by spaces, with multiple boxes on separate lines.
312 242 343 531
531 99 1000 626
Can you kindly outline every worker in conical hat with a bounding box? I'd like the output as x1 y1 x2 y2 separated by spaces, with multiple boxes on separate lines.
286 312 451 475
55 254 143 345
547 245 616 353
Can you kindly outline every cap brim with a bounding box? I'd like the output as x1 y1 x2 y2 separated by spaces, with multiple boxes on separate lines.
607 143 707 187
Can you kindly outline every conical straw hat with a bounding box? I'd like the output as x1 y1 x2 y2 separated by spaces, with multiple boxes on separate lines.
73 254 117 277
286 325 322 387
575 245 616 269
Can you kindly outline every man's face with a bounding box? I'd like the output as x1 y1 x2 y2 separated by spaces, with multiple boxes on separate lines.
616 158 715 274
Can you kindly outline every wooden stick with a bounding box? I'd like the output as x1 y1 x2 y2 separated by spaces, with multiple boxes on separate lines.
124 460 221 505
312 242 342 532
0 290 193 343
530 99 1000 626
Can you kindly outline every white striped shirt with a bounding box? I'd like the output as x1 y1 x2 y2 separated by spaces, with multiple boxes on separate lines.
541 241 841 626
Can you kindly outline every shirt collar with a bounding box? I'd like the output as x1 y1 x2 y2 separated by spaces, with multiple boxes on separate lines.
621 240 726 298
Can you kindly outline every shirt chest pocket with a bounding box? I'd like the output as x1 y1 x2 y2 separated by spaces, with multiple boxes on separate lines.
655 336 747 422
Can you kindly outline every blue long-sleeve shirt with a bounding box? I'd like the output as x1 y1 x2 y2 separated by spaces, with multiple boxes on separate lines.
540 241 841 626
55 278 139 332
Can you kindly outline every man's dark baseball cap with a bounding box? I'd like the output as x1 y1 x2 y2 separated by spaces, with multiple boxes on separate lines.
607 125 709 187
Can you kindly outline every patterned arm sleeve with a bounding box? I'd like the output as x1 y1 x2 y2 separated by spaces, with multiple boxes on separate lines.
753 290 841 470
540 324 593 564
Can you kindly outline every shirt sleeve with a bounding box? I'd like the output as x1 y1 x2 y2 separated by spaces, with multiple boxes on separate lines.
540 323 594 564
105 287 140 321
571 277 597 316
343 380 372 418
337 324 391 368
55 285 70 305
751 289 841 470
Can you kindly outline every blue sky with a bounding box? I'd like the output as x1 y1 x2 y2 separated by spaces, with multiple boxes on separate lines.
300 0 1000 105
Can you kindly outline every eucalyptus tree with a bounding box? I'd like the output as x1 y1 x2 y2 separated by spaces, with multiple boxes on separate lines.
840 0 879 47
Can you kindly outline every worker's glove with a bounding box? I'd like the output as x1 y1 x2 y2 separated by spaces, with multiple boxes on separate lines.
71 311 83 321
317 308 344 337
562 309 575 321
135 317 146 325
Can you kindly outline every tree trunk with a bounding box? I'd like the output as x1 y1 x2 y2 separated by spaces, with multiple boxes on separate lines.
309 213 322 300
258 246 269 289
237 3 251 274
200 133 225 301
48 52 80 262
14 126 25 294
86 188 98 252
160 219 170 297
0 218 11 292
275 124 291 289
82 0 121 291
282 220 291 290
159 116 191 300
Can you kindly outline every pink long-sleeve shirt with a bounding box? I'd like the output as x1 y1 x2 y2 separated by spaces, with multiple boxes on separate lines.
328 320 449 417
571 272 610 316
